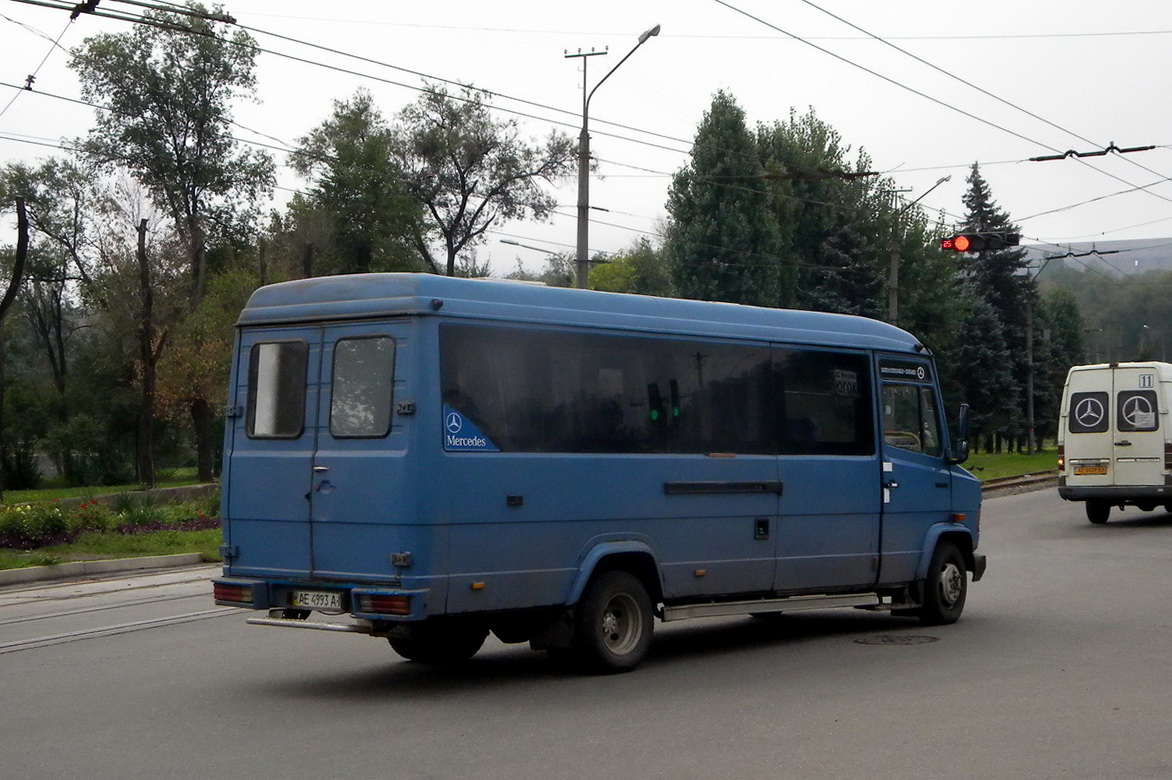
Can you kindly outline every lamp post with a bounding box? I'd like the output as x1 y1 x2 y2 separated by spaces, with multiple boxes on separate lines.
500 238 559 256
567 24 660 289
888 174 950 324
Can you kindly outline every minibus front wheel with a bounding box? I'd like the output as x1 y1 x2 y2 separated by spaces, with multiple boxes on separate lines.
918 541 967 626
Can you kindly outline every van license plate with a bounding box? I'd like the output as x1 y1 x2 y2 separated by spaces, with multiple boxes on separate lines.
290 590 343 610
1074 465 1108 475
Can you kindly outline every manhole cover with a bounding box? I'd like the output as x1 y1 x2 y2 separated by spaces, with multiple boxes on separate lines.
854 635 938 646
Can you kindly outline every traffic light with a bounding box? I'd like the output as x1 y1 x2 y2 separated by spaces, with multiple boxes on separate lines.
940 232 1021 252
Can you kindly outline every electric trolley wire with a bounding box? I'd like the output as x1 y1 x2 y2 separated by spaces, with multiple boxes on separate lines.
4 0 1167 263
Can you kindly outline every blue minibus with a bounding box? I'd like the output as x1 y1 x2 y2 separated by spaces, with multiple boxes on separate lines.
213 273 984 673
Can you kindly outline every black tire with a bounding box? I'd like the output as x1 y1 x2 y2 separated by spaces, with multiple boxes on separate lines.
570 570 654 674
1086 500 1110 525
918 541 967 626
388 621 488 666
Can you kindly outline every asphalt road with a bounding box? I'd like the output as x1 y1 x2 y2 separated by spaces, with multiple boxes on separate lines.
2 488 1171 780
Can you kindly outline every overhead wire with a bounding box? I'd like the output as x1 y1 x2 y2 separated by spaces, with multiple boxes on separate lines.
792 0 1172 204
6 0 1169 266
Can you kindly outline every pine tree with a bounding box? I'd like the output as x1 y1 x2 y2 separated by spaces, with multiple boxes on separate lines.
956 163 1036 449
665 91 781 306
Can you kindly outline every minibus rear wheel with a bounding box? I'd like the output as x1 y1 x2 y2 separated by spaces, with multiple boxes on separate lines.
388 621 488 665
918 541 967 626
1086 500 1110 524
571 570 653 674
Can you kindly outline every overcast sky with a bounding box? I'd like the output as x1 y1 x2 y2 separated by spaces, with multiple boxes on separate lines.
3 0 1172 276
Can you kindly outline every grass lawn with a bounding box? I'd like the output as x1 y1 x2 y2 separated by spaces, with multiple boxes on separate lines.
2 470 202 505
963 447 1059 482
0 527 222 571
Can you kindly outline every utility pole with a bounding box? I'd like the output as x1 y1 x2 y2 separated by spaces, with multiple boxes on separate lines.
566 24 660 289
887 175 949 324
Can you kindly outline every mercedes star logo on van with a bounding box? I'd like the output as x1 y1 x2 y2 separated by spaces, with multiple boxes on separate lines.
445 411 464 434
1075 397 1105 428
1121 395 1154 427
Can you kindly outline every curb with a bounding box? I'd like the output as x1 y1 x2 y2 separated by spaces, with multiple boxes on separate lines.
0 553 208 587
981 474 1058 497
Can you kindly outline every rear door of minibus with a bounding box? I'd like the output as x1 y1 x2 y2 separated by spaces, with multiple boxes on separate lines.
1110 364 1163 487
223 321 410 581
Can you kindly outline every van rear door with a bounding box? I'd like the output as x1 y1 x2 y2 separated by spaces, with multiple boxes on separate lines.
1110 365 1162 487
307 322 412 581
223 321 411 581
223 326 321 579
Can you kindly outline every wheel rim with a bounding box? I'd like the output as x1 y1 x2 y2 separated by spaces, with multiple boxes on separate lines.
938 561 964 607
599 592 643 656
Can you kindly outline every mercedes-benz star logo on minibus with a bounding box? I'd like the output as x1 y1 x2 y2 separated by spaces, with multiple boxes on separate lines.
445 411 464 434
1075 397 1105 428
1121 395 1154 427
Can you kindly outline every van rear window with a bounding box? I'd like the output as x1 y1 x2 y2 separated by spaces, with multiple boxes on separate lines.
1117 390 1158 432
1068 391 1109 433
246 341 308 438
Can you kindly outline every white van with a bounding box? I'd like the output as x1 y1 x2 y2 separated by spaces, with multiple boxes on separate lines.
1057 361 1172 523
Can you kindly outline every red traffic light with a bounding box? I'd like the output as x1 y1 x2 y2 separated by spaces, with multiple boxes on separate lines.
940 232 1020 252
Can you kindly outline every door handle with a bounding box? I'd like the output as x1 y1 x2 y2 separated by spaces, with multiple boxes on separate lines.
313 465 330 472
884 480 899 490
1114 440 1132 447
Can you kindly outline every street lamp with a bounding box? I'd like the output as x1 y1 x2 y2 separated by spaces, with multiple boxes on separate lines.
500 238 559 256
567 23 660 289
888 174 950 324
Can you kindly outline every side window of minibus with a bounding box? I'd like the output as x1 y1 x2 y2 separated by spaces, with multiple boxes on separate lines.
247 341 308 438
882 383 942 456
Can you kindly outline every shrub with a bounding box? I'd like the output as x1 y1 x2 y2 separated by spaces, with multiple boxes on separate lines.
0 502 69 549
69 501 116 535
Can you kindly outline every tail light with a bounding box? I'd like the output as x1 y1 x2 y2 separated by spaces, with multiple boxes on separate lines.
1057 444 1065 471
214 582 254 605
1165 443 1172 470
356 594 412 616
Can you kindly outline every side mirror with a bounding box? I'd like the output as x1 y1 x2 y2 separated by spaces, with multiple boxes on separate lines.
947 403 971 464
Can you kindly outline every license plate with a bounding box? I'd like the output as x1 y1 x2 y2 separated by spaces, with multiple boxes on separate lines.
290 590 344 611
1074 465 1108 475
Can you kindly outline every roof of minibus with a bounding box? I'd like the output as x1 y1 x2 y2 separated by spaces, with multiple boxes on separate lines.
1067 361 1172 381
237 273 923 353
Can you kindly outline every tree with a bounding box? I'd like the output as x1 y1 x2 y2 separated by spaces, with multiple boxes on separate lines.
290 89 423 275
757 108 887 315
71 2 273 304
0 199 30 499
391 84 576 276
947 295 1019 451
70 2 274 480
956 163 1034 449
589 237 672 296
1 159 96 404
665 91 781 306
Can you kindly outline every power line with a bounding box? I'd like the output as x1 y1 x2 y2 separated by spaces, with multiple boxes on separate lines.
0 11 71 122
716 0 1172 210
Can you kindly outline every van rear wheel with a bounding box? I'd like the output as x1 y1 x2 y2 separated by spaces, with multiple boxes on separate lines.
388 622 488 665
570 570 653 674
1086 500 1110 524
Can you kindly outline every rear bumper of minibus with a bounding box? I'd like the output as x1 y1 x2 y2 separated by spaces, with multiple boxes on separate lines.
1058 481 1172 502
213 578 429 621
